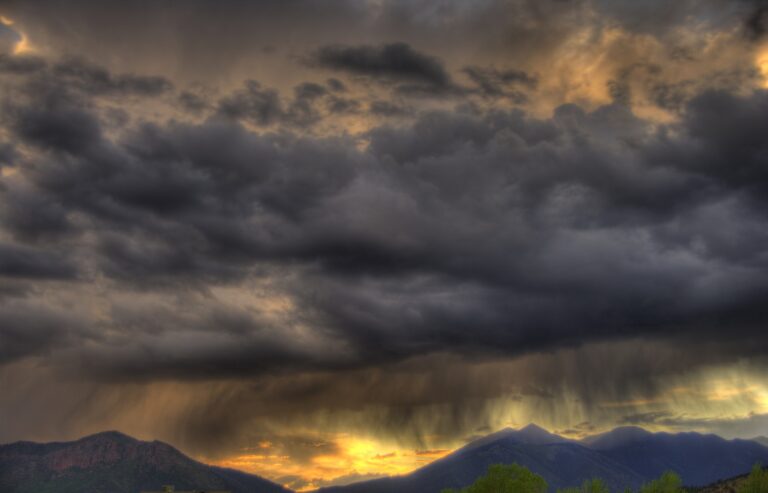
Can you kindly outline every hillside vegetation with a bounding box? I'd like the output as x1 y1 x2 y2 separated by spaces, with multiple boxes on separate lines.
689 465 768 493
442 464 768 493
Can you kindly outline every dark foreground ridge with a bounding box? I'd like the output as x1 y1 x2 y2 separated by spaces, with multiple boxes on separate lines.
0 431 289 493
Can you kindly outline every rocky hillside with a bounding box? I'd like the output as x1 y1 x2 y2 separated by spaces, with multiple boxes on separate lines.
0 431 290 493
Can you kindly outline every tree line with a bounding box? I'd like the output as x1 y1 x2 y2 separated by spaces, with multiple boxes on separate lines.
442 463 768 493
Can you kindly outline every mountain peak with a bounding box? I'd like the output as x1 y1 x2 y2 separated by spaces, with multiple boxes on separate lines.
516 423 566 443
582 426 653 449
455 424 565 455
520 423 547 432
79 430 137 443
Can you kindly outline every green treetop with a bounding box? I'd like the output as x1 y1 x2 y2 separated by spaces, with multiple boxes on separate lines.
738 464 768 493
639 471 682 493
442 463 548 493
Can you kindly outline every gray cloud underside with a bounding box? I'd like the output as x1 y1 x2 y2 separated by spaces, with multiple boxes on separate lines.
2 0 768 463
0 46 767 379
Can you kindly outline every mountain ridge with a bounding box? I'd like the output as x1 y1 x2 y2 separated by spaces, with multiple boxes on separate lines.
315 424 768 493
4 425 768 493
0 430 289 493
579 427 768 487
580 426 653 448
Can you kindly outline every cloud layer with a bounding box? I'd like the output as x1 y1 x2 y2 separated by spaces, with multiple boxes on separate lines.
1 0 768 488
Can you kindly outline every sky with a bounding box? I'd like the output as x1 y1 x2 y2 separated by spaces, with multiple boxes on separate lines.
1 0 768 490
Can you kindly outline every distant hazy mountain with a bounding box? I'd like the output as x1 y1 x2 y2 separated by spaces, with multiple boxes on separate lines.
584 427 768 487
0 431 289 493
317 424 768 493
752 436 768 448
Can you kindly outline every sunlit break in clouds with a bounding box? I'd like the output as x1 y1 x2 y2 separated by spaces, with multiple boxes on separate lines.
1 0 768 490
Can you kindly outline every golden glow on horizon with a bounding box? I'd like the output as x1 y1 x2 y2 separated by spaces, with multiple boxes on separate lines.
4 352 768 492
207 367 768 491
213 434 451 491
758 48 768 88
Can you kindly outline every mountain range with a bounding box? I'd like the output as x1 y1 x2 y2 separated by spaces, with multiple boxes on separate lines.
315 424 768 493
2 425 768 493
0 431 289 493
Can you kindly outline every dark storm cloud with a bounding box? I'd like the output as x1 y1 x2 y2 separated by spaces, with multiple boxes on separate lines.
744 1 768 39
217 79 351 126
78 301 339 381
0 141 15 166
217 80 283 125
0 55 178 161
0 242 77 279
50 57 173 97
665 89 768 191
0 182 74 241
368 100 411 117
309 42 452 89
4 83 358 284
3 0 768 461
326 78 346 92
462 66 538 99
326 95 361 114
294 82 328 100
4 36 768 381
0 302 87 364
0 54 46 74
177 90 210 114
11 98 102 154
